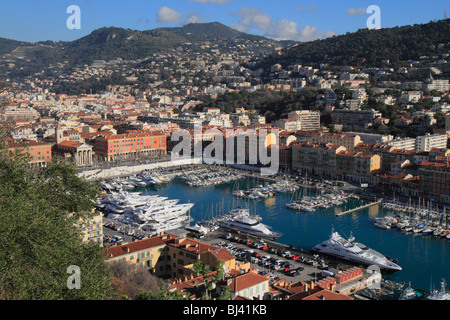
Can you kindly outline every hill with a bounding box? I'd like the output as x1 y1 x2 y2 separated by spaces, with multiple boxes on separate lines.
0 22 284 76
157 22 267 42
257 19 450 69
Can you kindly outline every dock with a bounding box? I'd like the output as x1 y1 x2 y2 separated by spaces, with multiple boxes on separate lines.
335 200 383 216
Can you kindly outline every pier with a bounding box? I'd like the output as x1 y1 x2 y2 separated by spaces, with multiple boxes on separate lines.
335 200 383 216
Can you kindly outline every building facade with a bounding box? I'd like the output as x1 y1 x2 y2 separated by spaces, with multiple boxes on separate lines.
93 131 167 161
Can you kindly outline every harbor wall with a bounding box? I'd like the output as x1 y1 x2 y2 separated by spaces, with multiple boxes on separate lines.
78 157 202 181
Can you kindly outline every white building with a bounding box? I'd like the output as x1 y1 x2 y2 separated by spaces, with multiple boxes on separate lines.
415 133 448 152
286 110 321 131
400 91 423 104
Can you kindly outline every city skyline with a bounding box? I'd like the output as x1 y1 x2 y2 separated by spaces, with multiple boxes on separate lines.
0 0 448 43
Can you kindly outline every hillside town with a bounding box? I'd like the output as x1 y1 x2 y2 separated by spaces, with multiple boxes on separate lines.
2 44 450 204
1 20 450 302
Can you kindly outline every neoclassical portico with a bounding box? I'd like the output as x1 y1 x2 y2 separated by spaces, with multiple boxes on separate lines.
54 141 93 166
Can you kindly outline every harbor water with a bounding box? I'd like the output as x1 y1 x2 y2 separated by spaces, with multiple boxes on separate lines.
135 176 450 293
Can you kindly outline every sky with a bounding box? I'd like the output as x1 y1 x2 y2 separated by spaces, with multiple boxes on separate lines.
0 0 448 43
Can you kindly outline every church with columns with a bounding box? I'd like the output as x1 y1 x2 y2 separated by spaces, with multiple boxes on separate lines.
51 127 94 166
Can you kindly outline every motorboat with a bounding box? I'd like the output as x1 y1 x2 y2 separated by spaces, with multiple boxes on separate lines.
218 209 281 240
312 228 402 271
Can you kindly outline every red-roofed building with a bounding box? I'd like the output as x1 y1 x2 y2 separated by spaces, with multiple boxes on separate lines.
287 286 354 300
336 151 381 183
93 130 167 161
52 140 93 166
419 160 450 204
5 140 52 168
218 270 270 300
105 233 242 281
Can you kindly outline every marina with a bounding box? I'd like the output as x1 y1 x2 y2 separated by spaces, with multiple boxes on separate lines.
371 200 450 240
97 164 450 295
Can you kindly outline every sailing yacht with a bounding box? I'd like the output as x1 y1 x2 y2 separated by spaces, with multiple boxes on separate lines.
312 228 402 271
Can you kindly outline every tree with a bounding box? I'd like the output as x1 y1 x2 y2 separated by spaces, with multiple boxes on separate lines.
0 142 115 300
137 282 188 300
108 260 162 299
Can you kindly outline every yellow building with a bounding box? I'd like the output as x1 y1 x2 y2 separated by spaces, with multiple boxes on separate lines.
105 233 240 280
73 209 104 244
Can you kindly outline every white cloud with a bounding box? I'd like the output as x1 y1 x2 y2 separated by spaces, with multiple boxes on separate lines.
267 19 300 40
251 13 272 30
346 8 367 16
232 7 335 42
230 23 249 33
156 6 183 24
184 13 207 25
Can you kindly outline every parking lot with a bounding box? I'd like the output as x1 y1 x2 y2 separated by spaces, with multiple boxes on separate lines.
101 220 346 286
203 230 329 284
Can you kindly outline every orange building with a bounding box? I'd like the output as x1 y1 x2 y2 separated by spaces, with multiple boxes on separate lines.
93 130 167 161
6 140 52 168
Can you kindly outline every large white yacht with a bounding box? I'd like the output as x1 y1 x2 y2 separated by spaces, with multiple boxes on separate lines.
312 228 402 271
100 191 193 232
218 208 281 240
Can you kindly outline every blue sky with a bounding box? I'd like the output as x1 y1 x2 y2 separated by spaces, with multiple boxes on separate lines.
0 0 448 42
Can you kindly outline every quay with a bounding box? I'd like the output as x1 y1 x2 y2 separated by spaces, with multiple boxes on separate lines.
335 200 383 217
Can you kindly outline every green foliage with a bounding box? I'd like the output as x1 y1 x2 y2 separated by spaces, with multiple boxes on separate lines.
196 89 321 122
137 282 188 300
0 139 114 300
260 19 450 69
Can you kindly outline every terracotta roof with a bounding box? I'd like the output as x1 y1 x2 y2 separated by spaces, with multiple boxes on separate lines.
209 247 235 262
288 287 354 300
57 141 83 148
227 271 269 292
6 140 51 148
167 237 217 255
106 233 178 258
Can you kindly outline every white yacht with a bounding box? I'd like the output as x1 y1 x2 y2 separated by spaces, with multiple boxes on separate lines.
312 229 402 272
218 209 281 240
100 191 193 231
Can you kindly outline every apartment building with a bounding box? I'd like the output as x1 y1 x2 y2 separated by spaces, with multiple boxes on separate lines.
291 142 346 178
286 110 321 131
73 209 103 244
294 131 362 151
415 134 448 152
274 118 301 132
343 132 393 145
335 151 381 183
105 233 239 280
6 140 52 168
218 271 271 300
400 91 423 104
419 160 450 204
93 130 167 161
106 233 177 277
1 106 40 122
331 109 382 128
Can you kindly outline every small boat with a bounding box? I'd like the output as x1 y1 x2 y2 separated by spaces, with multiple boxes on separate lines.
374 222 391 229
421 226 434 235
427 279 450 300
398 282 425 300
